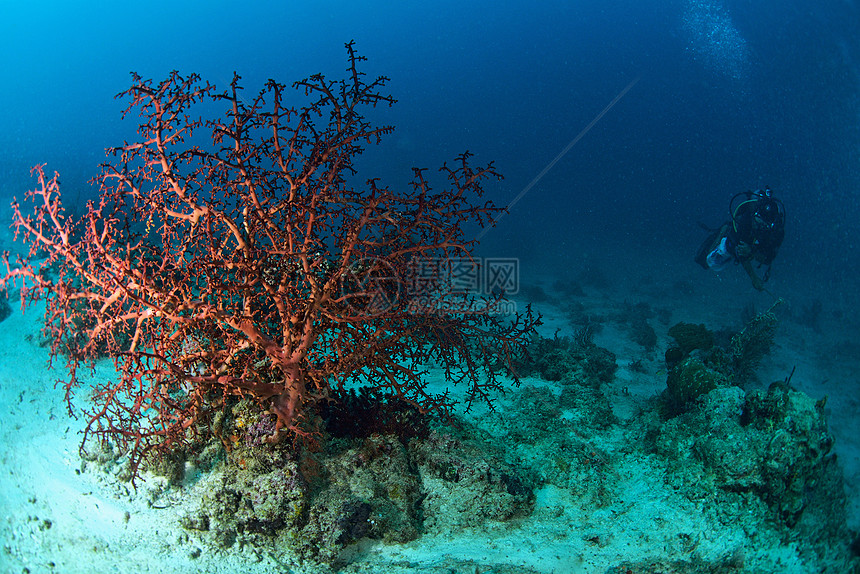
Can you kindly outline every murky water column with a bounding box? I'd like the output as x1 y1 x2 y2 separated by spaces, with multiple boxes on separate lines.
682 0 750 91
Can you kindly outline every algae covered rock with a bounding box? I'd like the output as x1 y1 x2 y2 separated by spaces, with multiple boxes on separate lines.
664 356 731 416
741 382 834 525
514 333 617 384
668 321 714 356
657 382 839 529
409 430 535 531
182 425 535 566
293 433 423 563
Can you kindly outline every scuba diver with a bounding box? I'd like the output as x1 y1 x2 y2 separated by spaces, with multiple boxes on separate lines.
695 188 786 291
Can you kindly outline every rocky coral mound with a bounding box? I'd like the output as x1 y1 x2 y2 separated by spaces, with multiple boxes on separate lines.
656 381 854 568
179 425 535 566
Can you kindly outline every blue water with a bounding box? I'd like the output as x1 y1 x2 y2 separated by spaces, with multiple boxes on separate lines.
1 0 858 290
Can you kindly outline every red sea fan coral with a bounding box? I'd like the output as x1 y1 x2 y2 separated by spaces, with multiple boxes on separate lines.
1 42 539 481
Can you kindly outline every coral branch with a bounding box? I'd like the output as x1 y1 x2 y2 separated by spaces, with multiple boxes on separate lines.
1 42 540 482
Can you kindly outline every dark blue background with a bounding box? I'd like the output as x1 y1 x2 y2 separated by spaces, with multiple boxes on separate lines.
2 0 858 303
